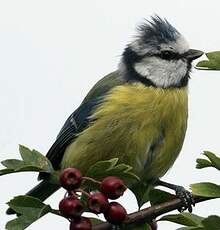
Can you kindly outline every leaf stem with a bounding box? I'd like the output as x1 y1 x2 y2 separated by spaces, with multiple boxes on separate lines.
74 188 91 197
83 176 101 185
50 209 62 217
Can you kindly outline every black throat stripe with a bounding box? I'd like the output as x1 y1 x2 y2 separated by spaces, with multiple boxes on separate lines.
122 47 156 87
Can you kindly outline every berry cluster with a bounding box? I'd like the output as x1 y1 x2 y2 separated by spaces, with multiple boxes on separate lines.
59 168 128 230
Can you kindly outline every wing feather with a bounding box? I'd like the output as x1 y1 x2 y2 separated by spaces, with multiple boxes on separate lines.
42 71 124 173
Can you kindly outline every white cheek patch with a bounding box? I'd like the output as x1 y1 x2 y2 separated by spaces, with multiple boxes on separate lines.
134 61 150 76
134 56 188 88
134 56 163 78
163 60 188 87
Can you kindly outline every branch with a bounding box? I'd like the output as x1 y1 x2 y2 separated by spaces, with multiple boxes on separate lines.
93 196 215 230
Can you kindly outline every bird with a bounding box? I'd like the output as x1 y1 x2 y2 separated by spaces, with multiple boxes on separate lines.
7 15 203 215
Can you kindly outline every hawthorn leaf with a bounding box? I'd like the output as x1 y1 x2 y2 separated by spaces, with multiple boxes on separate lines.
175 215 220 230
1 159 25 169
19 145 53 172
90 217 104 225
149 189 175 206
203 151 220 171
202 215 220 230
159 213 204 227
196 51 220 70
190 182 220 198
6 196 52 230
0 168 14 176
176 227 204 230
196 151 220 171
84 158 139 190
196 158 212 169
0 145 53 176
130 183 152 208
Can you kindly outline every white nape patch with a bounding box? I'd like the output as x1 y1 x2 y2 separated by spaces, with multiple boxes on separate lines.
134 55 188 88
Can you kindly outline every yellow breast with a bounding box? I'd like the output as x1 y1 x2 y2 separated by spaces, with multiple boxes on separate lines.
61 83 188 181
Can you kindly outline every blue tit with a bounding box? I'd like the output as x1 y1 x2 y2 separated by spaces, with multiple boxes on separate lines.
7 16 203 215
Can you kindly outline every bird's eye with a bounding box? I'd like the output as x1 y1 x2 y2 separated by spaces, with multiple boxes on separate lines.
160 50 177 60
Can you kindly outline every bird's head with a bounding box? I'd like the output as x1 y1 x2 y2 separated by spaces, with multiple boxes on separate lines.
119 16 203 88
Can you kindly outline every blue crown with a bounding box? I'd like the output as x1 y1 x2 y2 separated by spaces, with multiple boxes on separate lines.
137 15 180 45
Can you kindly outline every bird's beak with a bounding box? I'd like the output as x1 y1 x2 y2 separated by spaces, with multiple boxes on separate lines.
185 49 204 61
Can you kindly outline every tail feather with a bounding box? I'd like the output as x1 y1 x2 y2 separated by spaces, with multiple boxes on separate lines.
6 180 60 215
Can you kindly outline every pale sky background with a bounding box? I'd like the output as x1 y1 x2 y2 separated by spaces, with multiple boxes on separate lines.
0 1 220 229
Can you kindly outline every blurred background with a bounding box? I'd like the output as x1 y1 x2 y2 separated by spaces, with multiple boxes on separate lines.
0 0 220 229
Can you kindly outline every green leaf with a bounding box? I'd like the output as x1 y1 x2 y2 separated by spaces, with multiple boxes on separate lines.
159 213 204 227
0 168 14 176
90 217 104 225
196 60 219 70
196 51 220 70
87 158 118 175
6 196 52 230
1 159 25 169
176 227 204 230
0 145 54 176
196 151 220 171
190 182 220 197
206 52 220 61
84 158 139 189
149 189 175 206
196 158 212 169
175 215 220 230
131 185 175 209
19 145 53 172
202 215 220 230
130 182 152 208
203 151 220 171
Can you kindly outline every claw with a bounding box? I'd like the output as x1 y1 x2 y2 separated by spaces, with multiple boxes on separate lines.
156 180 195 213
175 186 194 213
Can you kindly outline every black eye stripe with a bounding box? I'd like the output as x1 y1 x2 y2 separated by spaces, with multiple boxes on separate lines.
157 50 181 60
140 50 190 61
123 47 190 64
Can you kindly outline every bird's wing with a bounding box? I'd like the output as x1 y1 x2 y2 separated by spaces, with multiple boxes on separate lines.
45 71 124 170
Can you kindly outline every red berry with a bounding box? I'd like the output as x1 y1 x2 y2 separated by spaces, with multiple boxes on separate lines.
59 197 84 219
60 168 82 191
70 217 92 230
104 202 127 225
87 192 109 214
100 176 126 199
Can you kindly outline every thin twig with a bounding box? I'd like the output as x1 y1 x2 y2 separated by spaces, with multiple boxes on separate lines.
75 188 90 197
83 176 101 185
93 196 215 230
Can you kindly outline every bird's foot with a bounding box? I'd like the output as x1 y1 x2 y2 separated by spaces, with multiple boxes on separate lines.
175 185 195 213
156 180 195 213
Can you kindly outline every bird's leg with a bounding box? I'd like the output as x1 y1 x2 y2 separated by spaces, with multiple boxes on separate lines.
156 180 195 213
